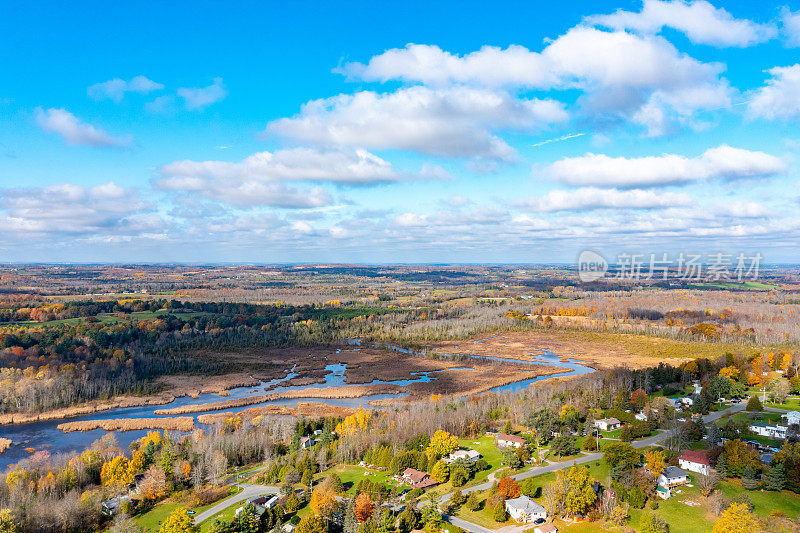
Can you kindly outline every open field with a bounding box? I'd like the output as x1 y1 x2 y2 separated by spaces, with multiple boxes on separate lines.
57 417 195 433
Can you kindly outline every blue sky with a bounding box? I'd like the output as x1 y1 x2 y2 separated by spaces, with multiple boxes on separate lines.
2 0 800 263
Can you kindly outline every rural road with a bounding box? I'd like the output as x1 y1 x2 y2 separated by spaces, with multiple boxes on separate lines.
194 482 279 525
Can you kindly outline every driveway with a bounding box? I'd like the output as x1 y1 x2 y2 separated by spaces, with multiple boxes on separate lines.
193 483 279 525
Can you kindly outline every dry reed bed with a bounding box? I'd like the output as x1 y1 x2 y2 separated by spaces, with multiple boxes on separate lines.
57 417 195 433
0 438 11 454
196 402 358 425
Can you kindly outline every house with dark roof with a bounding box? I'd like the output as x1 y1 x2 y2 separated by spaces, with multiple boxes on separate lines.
657 466 688 488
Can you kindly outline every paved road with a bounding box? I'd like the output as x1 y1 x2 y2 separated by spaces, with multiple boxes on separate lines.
194 483 279 525
437 402 748 532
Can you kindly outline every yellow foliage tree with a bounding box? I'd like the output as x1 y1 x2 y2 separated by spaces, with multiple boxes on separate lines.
712 502 757 533
310 482 338 518
644 450 665 477
335 407 371 436
426 430 459 461
158 506 199 533
101 456 132 490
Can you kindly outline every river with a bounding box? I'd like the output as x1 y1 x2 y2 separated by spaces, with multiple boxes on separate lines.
0 341 594 467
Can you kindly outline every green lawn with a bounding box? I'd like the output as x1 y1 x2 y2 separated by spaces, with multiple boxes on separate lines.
134 488 241 532
766 397 800 411
452 490 515 529
318 464 410 495
718 480 800 520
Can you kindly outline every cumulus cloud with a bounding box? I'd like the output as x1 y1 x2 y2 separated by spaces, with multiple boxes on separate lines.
87 75 164 102
177 77 227 109
780 7 800 47
747 65 800 120
546 145 785 187
395 206 509 227
0 182 157 236
339 28 729 136
586 0 776 47
35 108 132 147
517 187 692 211
266 86 567 160
156 147 447 207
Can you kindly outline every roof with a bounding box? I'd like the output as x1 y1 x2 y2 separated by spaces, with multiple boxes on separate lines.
402 468 429 484
449 449 481 460
662 466 688 479
656 486 669 494
784 411 800 418
679 450 709 465
414 478 439 489
496 433 526 444
505 495 546 514
598 417 621 425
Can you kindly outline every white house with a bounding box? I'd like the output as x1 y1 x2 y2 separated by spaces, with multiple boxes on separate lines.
680 397 694 407
634 412 648 421
504 495 547 523
657 466 689 488
678 450 710 475
496 433 526 448
783 411 800 426
445 449 481 463
593 418 622 431
749 422 787 440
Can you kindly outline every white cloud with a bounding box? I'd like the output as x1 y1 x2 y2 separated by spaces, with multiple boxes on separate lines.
291 221 314 234
780 7 800 47
266 86 567 160
177 77 227 109
0 182 155 236
87 75 163 102
517 187 693 211
747 64 800 120
714 201 771 218
447 194 470 207
35 108 131 147
339 29 729 136
586 0 776 48
546 145 785 186
157 147 446 191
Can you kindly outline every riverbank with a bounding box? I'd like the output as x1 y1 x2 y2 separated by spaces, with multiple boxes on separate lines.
196 402 359 425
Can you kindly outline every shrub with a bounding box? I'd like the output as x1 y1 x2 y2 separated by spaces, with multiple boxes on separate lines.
746 396 763 411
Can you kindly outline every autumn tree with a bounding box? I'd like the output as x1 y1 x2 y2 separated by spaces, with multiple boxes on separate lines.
430 460 450 484
296 515 326 533
497 477 521 499
158 507 199 533
138 465 168 501
564 466 597 517
310 480 338 518
354 493 374 522
426 430 458 461
645 450 666 478
712 502 757 533
101 456 132 490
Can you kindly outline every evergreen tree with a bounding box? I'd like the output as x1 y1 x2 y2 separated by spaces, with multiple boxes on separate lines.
465 492 480 511
764 463 786 491
707 424 721 447
715 456 727 479
343 502 358 533
741 465 758 490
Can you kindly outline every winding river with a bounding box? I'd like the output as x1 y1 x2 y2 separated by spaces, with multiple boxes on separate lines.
0 341 594 467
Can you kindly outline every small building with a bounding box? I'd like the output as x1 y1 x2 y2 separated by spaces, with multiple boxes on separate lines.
749 422 787 440
496 433 526 448
593 418 622 431
300 436 315 449
314 429 323 436
282 524 296 533
101 495 131 516
534 524 558 533
658 466 689 488
445 449 481 463
680 397 694 407
401 468 436 489
634 412 648 421
656 486 671 500
504 495 547 523
678 450 710 475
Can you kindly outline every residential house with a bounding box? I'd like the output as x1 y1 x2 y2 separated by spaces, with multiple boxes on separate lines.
101 495 131 516
504 495 547 523
749 422 787 440
533 524 558 533
444 449 481 463
300 436 315 449
657 466 689 488
593 418 622 431
634 412 648 421
401 468 437 489
496 433 526 448
678 450 710 475
236 495 279 517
